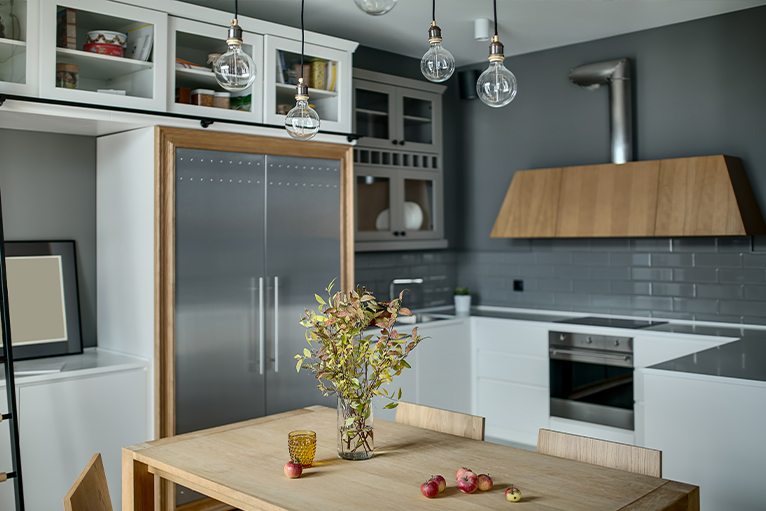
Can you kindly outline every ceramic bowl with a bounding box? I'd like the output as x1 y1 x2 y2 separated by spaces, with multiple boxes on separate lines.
86 30 127 49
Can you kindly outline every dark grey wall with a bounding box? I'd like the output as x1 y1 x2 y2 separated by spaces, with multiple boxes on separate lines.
0 129 97 347
457 5 766 252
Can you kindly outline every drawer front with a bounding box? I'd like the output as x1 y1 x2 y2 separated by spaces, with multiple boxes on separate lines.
477 350 548 387
473 318 549 358
477 379 549 436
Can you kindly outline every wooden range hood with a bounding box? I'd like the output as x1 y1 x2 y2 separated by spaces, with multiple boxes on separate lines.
491 155 766 238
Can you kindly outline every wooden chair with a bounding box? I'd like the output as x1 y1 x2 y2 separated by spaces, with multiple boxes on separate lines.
536 429 662 478
395 402 485 441
63 453 113 511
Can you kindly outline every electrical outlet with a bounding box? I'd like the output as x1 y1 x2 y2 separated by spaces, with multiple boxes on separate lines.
513 280 524 292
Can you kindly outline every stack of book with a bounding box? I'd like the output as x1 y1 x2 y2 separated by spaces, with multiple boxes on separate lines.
276 50 337 92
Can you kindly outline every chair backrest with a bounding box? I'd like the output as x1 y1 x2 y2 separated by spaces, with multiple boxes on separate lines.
395 402 485 441
536 429 662 478
63 453 114 511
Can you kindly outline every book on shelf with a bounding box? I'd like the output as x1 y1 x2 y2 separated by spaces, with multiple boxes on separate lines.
325 61 337 92
310 60 325 90
56 8 76 49
125 23 153 61
175 58 210 72
277 50 287 84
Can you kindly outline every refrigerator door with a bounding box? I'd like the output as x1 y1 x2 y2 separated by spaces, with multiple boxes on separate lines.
265 155 340 414
175 148 267 431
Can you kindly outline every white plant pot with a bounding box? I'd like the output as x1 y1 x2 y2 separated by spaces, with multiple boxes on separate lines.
454 295 471 316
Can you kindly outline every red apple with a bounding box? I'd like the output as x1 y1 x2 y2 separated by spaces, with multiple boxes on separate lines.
284 460 302 479
429 475 447 493
477 473 493 491
456 467 472 480
457 471 479 494
505 487 521 502
421 480 439 498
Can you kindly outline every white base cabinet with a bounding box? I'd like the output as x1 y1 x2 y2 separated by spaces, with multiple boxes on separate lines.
644 370 766 511
472 317 549 447
0 351 150 511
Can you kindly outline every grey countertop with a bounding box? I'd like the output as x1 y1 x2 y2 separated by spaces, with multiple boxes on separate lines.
422 305 766 384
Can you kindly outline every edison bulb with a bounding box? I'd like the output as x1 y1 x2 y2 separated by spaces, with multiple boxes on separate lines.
354 0 397 16
214 41 257 91
477 60 517 108
285 99 320 140
421 41 455 83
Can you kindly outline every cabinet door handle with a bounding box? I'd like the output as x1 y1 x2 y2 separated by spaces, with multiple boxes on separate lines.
274 276 279 373
399 140 405 146
391 139 398 145
259 277 265 375
401 231 407 236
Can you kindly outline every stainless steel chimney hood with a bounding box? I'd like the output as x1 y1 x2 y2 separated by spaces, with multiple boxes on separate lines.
570 58 632 164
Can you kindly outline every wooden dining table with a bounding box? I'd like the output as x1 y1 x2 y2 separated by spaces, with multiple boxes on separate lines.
123 405 699 511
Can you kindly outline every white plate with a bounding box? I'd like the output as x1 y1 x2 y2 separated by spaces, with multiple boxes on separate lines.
375 202 424 231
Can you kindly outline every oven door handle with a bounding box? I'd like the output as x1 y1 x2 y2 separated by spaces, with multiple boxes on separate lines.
550 348 632 367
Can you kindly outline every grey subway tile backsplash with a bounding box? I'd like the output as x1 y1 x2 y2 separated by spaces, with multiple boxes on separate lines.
360 236 766 325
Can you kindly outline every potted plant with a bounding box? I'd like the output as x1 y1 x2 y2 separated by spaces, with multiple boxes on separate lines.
297 281 423 461
453 287 471 316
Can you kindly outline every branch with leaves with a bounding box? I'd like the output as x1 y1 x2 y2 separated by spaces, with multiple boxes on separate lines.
297 281 424 455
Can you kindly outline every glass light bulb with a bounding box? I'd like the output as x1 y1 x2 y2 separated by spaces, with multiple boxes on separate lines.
285 99 320 141
476 60 517 108
214 41 257 92
354 0 397 16
421 41 455 83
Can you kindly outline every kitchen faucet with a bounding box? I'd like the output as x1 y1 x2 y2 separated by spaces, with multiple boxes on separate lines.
389 278 424 302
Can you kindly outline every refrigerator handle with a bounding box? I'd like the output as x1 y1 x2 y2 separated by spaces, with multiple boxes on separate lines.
259 277 265 375
274 276 279 372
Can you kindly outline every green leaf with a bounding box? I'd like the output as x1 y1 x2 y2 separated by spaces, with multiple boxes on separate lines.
296 360 302 372
303 348 311 357
315 294 326 305
397 387 402 400
383 402 398 409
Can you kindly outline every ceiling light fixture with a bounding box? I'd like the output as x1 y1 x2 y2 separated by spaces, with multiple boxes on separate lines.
476 0 517 108
354 0 398 16
474 18 492 42
214 0 257 91
285 0 320 141
420 0 455 83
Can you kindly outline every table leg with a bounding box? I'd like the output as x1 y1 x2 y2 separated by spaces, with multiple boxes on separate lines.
122 448 155 511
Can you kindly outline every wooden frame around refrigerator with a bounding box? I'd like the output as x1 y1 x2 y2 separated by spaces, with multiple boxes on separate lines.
154 126 354 511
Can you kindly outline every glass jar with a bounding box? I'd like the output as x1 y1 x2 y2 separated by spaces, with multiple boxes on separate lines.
213 92 231 109
191 89 215 107
337 396 374 461
55 63 79 89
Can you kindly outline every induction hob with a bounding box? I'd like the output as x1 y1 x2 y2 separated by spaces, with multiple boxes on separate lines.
554 316 667 329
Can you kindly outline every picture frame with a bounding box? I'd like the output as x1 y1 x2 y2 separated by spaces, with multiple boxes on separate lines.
0 240 83 361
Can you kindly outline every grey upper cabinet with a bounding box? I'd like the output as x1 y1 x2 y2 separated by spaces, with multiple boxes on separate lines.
353 68 447 252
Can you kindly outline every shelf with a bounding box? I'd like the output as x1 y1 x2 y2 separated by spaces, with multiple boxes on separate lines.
175 66 219 89
403 114 432 123
356 108 388 116
56 48 153 81
275 82 337 99
0 38 26 48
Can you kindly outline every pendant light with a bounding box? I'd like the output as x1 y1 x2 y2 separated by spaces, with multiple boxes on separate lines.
420 0 455 83
285 0 320 140
476 0 517 108
354 0 398 16
214 0 257 91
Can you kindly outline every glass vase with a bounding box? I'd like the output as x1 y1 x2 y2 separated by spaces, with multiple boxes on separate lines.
337 396 374 460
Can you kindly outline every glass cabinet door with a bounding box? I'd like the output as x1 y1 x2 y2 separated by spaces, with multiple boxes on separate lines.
354 168 400 241
400 171 442 240
395 87 442 154
0 0 38 96
353 78 396 149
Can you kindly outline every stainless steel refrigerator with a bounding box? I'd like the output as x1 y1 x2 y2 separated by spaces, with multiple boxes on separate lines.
174 149 339 504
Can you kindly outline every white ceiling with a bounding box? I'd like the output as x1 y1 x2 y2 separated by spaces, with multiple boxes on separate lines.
180 0 766 65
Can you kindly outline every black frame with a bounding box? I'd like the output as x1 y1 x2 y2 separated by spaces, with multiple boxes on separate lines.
1 240 83 361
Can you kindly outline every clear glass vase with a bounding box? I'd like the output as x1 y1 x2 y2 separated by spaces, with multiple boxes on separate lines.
337 396 374 460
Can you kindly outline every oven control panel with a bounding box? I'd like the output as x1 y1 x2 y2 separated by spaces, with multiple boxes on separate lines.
550 331 633 354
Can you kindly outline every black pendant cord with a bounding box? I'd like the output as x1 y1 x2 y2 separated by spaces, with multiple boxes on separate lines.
234 0 238 19
493 0 498 36
432 0 435 22
300 0 305 78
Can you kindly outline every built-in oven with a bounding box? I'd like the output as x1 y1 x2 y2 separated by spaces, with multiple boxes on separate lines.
549 331 634 431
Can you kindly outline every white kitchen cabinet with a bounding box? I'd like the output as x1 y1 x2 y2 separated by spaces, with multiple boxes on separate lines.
39 0 168 111
0 350 150 511
472 317 550 447
168 16 263 123
0 0 39 96
643 369 766 511
263 34 351 133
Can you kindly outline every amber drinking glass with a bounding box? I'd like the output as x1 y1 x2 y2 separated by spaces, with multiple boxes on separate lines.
288 430 317 467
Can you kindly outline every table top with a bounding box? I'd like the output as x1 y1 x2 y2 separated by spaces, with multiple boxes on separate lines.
124 406 695 511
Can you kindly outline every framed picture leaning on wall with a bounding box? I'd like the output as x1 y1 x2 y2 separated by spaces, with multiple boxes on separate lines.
0 240 83 361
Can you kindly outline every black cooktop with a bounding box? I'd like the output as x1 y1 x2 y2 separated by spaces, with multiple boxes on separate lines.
555 316 667 329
